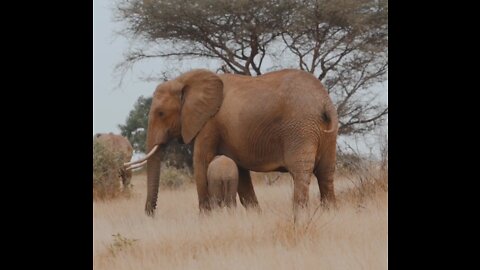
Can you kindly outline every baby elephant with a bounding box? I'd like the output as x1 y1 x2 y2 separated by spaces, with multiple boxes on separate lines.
207 155 239 208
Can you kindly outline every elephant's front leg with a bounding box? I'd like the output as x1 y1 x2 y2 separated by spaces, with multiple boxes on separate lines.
237 167 260 210
193 123 219 212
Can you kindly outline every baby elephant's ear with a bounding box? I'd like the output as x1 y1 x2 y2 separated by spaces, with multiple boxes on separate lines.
178 70 223 144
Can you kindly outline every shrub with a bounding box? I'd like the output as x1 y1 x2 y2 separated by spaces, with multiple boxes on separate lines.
159 164 193 189
346 161 387 204
336 151 365 176
93 140 125 200
337 139 388 205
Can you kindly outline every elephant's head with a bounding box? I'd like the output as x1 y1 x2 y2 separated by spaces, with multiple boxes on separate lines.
143 69 224 216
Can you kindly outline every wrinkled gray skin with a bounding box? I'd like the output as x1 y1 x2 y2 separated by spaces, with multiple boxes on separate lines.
94 133 133 189
207 155 239 208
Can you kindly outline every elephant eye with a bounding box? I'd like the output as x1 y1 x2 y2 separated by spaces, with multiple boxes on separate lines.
158 111 164 117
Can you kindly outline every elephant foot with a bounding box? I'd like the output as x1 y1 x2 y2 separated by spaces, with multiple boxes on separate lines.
320 197 338 210
145 201 157 217
199 200 212 212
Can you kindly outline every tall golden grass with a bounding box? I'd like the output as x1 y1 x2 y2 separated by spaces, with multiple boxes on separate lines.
94 168 387 270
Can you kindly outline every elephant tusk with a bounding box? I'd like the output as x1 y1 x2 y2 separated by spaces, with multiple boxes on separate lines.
125 160 147 171
123 145 159 167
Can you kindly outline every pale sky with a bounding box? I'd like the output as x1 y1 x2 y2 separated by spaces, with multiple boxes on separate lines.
94 0 224 134
93 0 388 153
94 0 157 134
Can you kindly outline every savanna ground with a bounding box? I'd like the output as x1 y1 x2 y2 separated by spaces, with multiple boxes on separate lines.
94 167 387 270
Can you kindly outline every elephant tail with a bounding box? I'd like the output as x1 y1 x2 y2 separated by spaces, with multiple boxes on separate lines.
320 107 338 133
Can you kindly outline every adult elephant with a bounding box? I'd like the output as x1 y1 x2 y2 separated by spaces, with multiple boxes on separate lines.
94 133 134 189
126 69 338 216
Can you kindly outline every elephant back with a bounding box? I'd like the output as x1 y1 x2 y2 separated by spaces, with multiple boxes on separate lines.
94 133 133 161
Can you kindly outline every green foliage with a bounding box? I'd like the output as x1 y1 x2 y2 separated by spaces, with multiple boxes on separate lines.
108 233 138 256
93 140 124 200
118 95 151 153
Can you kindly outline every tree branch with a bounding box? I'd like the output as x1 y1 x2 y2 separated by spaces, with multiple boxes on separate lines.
339 107 388 135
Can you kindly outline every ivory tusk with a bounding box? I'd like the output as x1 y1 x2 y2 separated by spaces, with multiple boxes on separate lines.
125 160 147 171
123 145 159 167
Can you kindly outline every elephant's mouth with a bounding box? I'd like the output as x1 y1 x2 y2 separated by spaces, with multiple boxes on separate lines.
123 144 160 170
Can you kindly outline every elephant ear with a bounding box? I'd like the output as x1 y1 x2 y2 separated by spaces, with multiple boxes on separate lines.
178 70 223 144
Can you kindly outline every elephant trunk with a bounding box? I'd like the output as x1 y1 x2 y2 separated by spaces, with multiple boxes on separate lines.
145 145 161 216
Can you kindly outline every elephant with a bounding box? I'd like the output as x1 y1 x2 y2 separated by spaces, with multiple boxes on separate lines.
125 68 338 216
94 133 134 189
207 155 239 208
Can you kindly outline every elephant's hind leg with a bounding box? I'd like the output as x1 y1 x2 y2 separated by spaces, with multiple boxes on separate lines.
237 168 259 210
314 147 337 207
285 146 316 214
290 171 313 211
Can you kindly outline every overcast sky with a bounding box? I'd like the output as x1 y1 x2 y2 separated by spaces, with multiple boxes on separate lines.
94 0 224 134
94 0 157 134
93 0 388 151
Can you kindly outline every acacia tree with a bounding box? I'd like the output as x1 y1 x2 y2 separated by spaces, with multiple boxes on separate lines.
116 0 294 75
280 0 388 134
115 0 388 136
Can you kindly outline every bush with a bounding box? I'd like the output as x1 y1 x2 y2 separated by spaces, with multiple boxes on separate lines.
345 160 387 204
336 138 388 205
93 140 126 200
336 151 365 176
159 164 193 189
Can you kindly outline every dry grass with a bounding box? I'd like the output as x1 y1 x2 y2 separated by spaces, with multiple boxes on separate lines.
94 169 387 270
